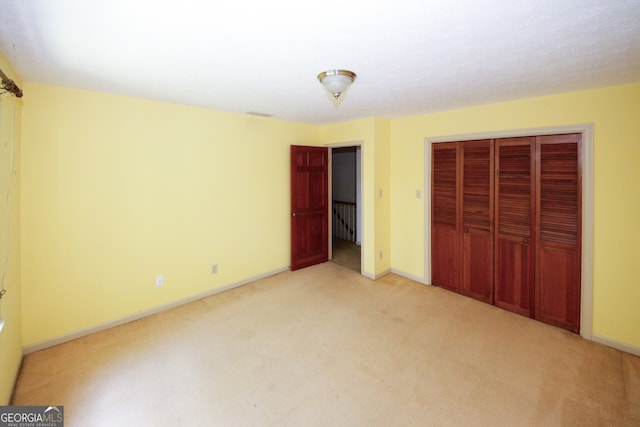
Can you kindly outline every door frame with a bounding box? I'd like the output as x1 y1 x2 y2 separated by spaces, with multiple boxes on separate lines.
327 140 364 274
424 124 594 340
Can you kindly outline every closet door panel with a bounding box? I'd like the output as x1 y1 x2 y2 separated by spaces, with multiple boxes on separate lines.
495 237 532 315
462 233 493 302
432 142 460 292
535 134 581 332
461 140 494 303
433 227 459 291
494 138 535 316
538 247 580 330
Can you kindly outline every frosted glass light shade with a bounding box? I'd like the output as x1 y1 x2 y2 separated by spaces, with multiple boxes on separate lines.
317 70 356 100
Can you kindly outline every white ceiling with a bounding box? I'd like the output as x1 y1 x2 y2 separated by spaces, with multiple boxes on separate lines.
1 0 639 125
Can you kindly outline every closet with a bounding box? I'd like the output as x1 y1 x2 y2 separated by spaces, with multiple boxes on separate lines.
432 134 581 332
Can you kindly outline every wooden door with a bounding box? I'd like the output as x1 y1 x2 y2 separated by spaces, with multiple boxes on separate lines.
535 134 581 332
461 140 494 303
290 145 329 271
432 142 460 292
494 137 535 316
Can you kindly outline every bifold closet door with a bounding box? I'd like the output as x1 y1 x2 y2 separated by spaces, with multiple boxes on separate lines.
432 142 459 292
494 137 535 316
431 134 581 333
461 140 494 303
431 140 494 302
535 134 581 332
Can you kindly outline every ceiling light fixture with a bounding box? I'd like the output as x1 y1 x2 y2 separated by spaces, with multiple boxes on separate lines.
317 69 356 101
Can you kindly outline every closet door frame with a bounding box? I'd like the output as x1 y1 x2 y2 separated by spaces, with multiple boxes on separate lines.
424 124 594 340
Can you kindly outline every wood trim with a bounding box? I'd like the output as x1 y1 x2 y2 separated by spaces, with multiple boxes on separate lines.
424 124 594 144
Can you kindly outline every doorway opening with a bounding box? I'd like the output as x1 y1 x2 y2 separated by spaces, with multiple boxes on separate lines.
331 146 362 273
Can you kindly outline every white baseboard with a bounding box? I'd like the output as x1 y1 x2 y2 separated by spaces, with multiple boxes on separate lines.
363 268 391 280
591 334 640 357
23 266 289 355
362 271 376 280
390 268 429 285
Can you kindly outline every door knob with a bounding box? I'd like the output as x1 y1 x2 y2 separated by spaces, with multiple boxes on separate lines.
523 238 529 243
292 212 297 217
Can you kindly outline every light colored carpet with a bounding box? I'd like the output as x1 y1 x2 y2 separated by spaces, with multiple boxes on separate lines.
12 263 640 426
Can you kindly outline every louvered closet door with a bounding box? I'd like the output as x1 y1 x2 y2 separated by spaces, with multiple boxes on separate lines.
494 138 535 316
461 140 494 303
432 142 460 292
535 134 581 332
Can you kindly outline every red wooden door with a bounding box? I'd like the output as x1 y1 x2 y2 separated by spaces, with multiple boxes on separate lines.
461 140 494 303
432 142 460 292
494 137 535 317
535 134 581 332
290 145 329 271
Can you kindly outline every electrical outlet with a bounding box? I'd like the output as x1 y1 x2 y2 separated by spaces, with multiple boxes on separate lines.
379 250 383 259
416 189 422 199
211 264 218 274
155 275 164 287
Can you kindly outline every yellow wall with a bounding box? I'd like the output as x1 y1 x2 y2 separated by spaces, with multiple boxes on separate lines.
374 118 391 275
21 83 322 346
390 83 640 348
0 52 23 404
12 74 640 384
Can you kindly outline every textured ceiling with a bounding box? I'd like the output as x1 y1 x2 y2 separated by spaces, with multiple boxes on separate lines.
1 0 639 124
